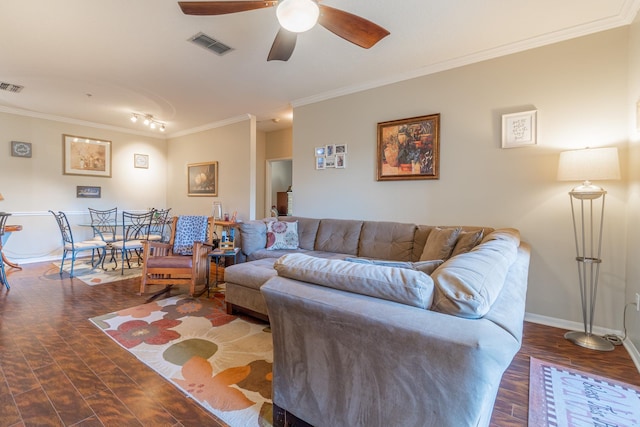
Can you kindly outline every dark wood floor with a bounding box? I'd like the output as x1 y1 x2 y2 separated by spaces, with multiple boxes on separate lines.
0 261 639 426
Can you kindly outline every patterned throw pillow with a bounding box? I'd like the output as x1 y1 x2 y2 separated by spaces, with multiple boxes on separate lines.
266 220 299 250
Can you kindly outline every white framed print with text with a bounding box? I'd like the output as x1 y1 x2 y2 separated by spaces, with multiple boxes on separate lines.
134 153 149 169
502 110 537 148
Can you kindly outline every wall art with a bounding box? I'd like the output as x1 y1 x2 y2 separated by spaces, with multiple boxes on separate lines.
63 134 112 177
11 141 32 158
377 114 440 181
188 161 218 196
501 110 537 148
76 186 101 198
315 144 348 170
134 153 149 169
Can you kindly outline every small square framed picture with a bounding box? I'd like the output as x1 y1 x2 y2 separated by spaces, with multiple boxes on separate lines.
326 144 335 156
134 153 149 169
11 141 32 158
325 156 336 168
502 110 537 148
315 146 326 156
335 144 347 154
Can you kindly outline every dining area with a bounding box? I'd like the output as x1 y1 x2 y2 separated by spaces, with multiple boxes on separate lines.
48 207 172 278
1 200 238 298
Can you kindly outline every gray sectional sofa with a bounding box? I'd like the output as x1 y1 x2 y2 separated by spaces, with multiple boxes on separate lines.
224 216 530 427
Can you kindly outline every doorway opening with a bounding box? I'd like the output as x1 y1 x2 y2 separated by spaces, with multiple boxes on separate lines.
265 158 292 218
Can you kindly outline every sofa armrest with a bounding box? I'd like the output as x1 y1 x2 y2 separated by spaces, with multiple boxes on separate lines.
262 276 522 427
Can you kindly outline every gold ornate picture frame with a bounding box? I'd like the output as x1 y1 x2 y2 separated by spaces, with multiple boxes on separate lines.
187 161 218 196
377 114 440 181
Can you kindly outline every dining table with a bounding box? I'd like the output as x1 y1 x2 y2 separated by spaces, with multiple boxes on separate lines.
1 224 23 270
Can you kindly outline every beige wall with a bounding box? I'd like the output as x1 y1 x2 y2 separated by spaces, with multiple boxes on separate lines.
0 110 167 263
626 14 640 353
292 28 631 335
166 117 258 221
266 128 293 159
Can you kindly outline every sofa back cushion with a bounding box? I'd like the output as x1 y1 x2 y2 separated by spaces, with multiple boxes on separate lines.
279 217 320 250
238 220 268 255
314 219 364 256
430 228 520 318
274 253 435 309
358 221 416 261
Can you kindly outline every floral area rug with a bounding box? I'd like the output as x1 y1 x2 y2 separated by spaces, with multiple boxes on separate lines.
528 357 640 426
89 295 273 427
53 259 142 285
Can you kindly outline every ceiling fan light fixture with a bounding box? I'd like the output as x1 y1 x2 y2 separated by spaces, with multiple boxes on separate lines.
276 0 319 33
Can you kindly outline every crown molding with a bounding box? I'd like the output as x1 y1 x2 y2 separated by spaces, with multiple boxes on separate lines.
292 0 640 109
0 105 166 139
166 114 255 139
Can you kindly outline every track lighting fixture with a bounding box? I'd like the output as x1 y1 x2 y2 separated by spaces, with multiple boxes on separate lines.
130 113 165 132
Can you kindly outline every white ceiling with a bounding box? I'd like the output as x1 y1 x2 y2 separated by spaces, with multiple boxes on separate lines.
0 0 638 137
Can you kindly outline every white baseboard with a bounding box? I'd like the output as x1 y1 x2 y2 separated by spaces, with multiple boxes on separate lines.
525 312 640 374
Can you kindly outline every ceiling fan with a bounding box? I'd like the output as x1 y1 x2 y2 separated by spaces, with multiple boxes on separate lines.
178 0 390 61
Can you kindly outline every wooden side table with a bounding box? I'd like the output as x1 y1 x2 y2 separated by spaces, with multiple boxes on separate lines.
212 220 238 250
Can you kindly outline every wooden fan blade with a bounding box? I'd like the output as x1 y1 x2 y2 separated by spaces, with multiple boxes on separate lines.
318 4 390 49
267 28 297 61
179 1 277 15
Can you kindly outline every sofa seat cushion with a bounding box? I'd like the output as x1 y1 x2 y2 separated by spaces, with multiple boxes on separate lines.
248 248 353 261
274 253 435 309
430 228 520 318
224 258 278 291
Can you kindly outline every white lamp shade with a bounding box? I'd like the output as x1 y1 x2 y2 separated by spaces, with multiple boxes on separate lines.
557 147 620 182
276 0 320 33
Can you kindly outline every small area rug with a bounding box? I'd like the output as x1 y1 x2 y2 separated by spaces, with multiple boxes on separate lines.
529 356 640 426
53 260 142 285
89 295 273 427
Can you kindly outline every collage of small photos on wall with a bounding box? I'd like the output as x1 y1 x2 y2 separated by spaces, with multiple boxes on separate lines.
315 143 347 170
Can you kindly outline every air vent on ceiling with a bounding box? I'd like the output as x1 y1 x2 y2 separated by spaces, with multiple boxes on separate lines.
0 82 24 93
189 32 233 56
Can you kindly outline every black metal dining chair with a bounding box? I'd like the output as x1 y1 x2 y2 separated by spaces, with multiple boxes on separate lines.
110 210 154 275
0 212 12 289
49 210 107 278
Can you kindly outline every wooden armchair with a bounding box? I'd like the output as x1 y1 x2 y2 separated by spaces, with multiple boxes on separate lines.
140 216 214 298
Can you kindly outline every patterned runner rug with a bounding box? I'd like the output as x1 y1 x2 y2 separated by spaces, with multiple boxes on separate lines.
53 260 142 285
89 295 273 426
528 357 640 426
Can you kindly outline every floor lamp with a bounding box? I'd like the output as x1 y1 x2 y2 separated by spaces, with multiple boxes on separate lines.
557 147 620 351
